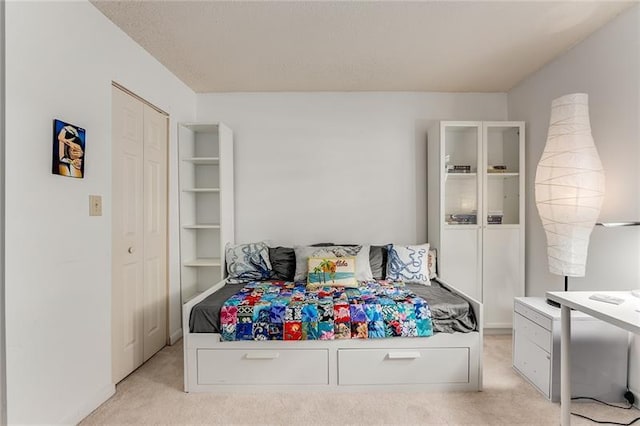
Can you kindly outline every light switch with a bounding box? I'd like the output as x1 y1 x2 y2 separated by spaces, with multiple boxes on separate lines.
89 195 102 216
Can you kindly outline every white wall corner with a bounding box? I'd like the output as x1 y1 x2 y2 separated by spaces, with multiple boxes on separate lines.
59 384 115 426
506 4 640 400
0 0 6 423
170 328 183 346
4 1 196 423
629 333 640 407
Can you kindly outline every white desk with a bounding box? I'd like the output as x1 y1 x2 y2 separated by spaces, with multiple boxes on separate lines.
546 291 640 426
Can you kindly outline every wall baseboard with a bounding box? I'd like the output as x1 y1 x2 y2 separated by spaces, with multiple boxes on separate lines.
59 383 115 425
169 328 183 345
630 386 639 409
483 328 512 336
630 334 639 408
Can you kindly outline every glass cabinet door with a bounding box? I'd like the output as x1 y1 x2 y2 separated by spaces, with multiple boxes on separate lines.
443 124 481 226
484 124 523 226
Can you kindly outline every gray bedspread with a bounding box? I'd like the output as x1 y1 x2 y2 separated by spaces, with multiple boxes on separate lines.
189 280 477 334
408 281 477 333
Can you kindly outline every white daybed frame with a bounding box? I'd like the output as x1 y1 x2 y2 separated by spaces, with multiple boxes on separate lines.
183 278 483 392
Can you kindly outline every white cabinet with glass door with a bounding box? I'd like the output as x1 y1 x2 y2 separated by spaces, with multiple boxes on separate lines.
428 121 524 329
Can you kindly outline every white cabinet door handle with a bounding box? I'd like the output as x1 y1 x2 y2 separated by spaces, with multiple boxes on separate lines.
128 247 135 254
388 351 421 360
245 352 279 360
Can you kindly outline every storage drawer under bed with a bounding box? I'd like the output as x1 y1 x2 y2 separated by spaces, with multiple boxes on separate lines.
197 348 329 385
337 348 469 385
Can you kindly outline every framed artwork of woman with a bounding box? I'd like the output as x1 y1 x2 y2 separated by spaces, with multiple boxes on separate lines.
52 119 86 179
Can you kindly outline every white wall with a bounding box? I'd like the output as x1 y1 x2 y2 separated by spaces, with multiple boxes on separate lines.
4 2 195 423
508 5 640 399
0 1 6 423
508 4 640 295
197 92 507 246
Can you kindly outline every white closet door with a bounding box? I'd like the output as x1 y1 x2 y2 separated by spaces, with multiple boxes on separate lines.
142 104 168 361
112 86 168 383
112 86 145 383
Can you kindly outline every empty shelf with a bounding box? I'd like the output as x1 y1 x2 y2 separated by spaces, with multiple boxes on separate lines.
182 223 221 229
182 157 220 165
183 258 222 267
182 188 220 193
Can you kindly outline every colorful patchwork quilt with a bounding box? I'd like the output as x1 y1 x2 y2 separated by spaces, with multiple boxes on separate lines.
220 281 433 341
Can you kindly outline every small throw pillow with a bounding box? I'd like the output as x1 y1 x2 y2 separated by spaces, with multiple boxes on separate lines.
385 243 431 285
428 248 438 280
307 257 357 289
369 245 390 280
225 242 272 283
268 246 296 281
294 245 373 282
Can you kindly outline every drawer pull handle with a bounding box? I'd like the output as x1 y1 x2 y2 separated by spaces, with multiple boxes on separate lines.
388 351 421 360
245 352 280 360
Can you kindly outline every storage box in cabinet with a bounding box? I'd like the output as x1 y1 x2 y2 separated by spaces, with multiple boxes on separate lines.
197 349 329 385
338 348 469 386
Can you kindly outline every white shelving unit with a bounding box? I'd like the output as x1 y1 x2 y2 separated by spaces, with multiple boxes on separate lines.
178 123 234 303
428 121 525 329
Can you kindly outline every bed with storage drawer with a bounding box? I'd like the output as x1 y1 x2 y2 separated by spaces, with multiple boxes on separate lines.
182 242 483 392
182 276 483 392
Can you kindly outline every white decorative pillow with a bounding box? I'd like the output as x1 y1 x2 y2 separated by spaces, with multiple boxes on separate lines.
428 248 438 279
294 245 372 282
225 242 272 283
385 243 431 285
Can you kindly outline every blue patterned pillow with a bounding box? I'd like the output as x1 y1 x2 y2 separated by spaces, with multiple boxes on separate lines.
225 242 272 283
385 243 431 285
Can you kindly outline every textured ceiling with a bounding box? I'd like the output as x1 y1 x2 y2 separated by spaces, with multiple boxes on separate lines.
91 1 635 93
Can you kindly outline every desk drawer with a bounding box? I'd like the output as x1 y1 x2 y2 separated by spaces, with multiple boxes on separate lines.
515 313 551 353
338 348 469 385
197 349 329 385
514 329 551 398
514 301 552 330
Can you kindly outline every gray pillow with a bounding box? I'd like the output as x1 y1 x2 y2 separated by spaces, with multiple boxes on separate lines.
370 245 390 280
428 248 438 279
268 247 295 281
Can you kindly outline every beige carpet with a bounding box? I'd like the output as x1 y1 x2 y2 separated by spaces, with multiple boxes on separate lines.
82 335 639 425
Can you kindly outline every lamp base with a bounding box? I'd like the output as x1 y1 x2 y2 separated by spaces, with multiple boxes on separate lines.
546 275 569 308
546 298 561 308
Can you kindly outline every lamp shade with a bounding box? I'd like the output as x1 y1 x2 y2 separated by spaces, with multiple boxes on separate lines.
535 93 605 277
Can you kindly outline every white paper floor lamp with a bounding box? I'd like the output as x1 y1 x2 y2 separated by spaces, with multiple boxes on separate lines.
535 93 605 305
